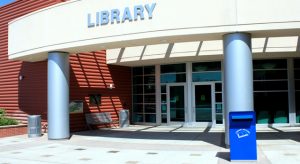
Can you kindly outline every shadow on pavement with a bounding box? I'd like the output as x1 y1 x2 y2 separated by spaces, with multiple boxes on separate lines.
74 127 300 149
75 129 227 148
256 131 300 142
215 152 230 162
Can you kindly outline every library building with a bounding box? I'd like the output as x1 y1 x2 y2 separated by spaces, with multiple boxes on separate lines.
1 0 300 145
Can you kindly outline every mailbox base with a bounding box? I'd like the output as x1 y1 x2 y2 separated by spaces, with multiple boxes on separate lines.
231 160 257 162
229 111 257 161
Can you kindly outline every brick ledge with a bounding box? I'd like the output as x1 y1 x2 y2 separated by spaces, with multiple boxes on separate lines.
0 124 27 129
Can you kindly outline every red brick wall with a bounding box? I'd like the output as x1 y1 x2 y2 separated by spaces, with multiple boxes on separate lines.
0 0 66 123
0 1 132 132
69 52 132 131
0 125 27 138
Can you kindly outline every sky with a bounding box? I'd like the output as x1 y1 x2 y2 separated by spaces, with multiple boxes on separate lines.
0 0 15 7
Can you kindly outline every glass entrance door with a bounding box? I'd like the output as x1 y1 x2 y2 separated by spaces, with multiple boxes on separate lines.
193 84 214 122
167 85 185 122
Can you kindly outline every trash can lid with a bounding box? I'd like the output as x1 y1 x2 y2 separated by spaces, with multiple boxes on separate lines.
28 115 41 118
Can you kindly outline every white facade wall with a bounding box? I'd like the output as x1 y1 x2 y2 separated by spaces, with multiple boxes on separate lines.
8 0 300 62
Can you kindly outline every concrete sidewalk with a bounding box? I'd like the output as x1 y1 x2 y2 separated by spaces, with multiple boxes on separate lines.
0 125 299 164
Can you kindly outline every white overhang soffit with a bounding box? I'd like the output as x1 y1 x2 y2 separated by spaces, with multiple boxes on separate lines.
107 36 300 65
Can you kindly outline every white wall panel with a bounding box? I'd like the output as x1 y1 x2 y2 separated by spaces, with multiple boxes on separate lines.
8 0 300 61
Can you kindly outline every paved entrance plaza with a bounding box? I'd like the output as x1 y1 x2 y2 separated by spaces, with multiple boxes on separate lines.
0 125 300 164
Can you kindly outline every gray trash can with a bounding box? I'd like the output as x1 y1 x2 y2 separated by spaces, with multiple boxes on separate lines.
119 109 129 128
27 115 42 138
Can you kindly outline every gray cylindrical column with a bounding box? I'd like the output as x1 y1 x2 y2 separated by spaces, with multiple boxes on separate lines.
223 33 253 146
48 52 70 139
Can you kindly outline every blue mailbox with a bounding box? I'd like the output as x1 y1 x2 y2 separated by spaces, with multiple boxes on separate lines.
229 111 257 161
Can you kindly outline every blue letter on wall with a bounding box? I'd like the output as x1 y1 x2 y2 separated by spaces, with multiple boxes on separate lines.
111 9 120 24
87 13 95 28
101 11 110 25
134 5 145 21
122 7 133 23
145 3 156 19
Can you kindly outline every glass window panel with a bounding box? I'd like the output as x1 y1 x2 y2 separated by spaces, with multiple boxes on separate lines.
254 92 289 124
144 76 155 84
132 65 156 124
133 76 143 85
294 57 300 119
195 85 212 122
215 103 223 114
254 81 288 91
161 85 166 93
133 85 143 94
161 104 167 113
133 95 143 104
296 92 300 123
192 62 221 72
176 74 186 82
294 70 300 80
144 66 155 74
132 114 144 122
294 59 300 68
296 80 300 90
161 64 186 73
161 94 166 103
170 86 185 122
216 114 223 124
253 59 287 69
144 95 155 103
145 114 156 123
89 94 101 106
216 102 223 125
133 67 143 75
215 93 222 102
161 73 186 83
161 114 167 123
133 104 143 113
144 84 155 93
145 104 156 113
215 83 222 92
254 70 287 80
192 72 221 82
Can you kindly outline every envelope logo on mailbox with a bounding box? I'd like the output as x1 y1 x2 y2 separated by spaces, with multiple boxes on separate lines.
236 129 250 139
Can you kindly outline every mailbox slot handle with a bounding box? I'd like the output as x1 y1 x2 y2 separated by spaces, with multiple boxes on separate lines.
231 115 253 120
